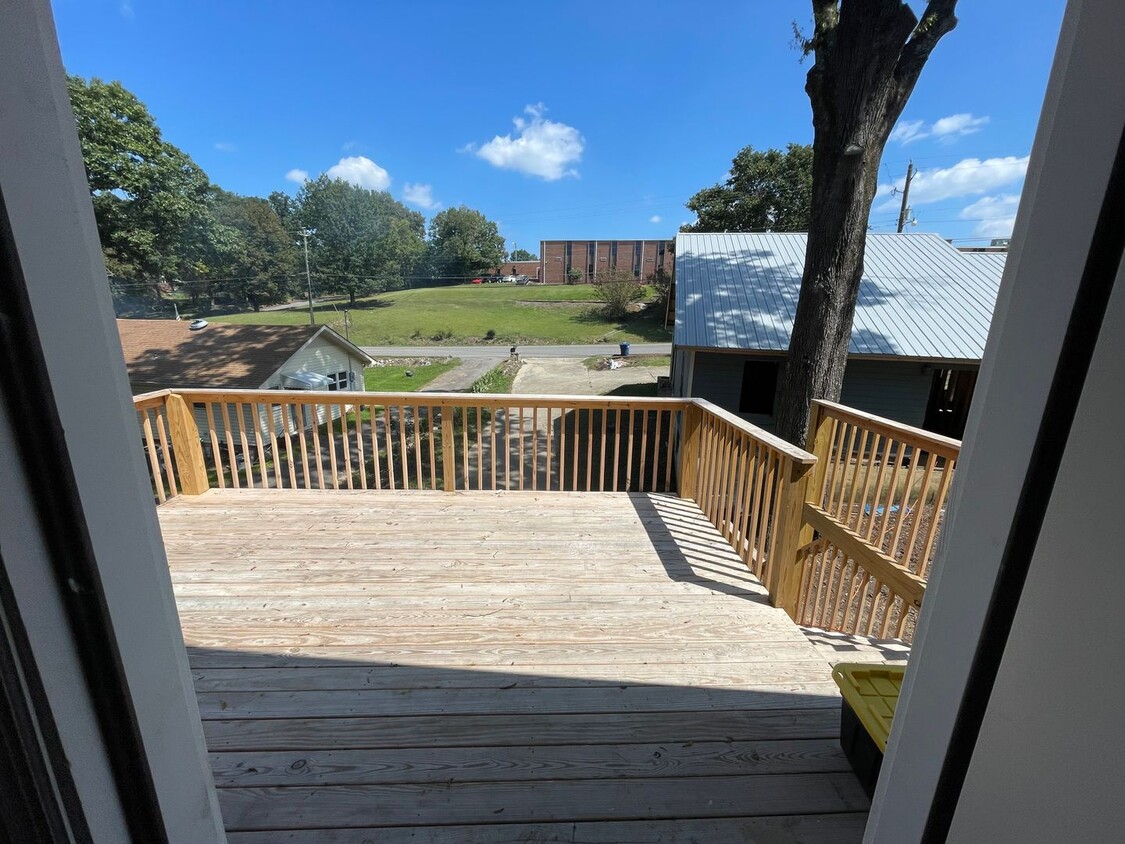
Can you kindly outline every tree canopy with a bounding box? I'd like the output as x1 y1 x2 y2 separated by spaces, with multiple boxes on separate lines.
682 144 813 232
68 75 219 281
426 206 506 278
509 248 538 261
296 176 426 305
211 191 300 310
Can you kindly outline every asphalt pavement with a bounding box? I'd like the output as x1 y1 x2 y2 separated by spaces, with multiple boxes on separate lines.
360 343 671 359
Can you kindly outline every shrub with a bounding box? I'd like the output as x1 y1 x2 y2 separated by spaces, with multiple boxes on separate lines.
593 267 645 320
566 267 583 285
648 268 672 311
484 329 496 341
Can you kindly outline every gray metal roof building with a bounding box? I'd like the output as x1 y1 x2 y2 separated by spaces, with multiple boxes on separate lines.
673 232 1005 361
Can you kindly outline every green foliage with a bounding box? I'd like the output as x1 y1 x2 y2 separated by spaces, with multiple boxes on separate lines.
211 191 299 310
566 267 583 285
508 248 538 261
67 75 220 281
647 267 672 311
296 176 426 304
469 361 521 395
682 143 813 232
426 206 506 278
592 268 646 320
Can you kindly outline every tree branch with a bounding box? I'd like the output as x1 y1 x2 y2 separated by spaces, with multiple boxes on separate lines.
897 0 958 82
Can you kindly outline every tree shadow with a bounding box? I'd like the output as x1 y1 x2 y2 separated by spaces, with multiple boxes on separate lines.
673 240 901 355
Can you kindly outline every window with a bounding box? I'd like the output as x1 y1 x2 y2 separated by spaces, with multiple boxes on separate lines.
327 370 350 391
739 360 780 415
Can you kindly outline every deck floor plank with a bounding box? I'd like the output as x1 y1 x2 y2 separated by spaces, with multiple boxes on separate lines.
160 490 869 841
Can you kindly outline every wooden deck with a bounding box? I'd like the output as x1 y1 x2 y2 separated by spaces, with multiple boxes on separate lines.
160 489 872 843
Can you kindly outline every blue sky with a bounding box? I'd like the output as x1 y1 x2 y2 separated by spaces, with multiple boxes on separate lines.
53 1 1066 252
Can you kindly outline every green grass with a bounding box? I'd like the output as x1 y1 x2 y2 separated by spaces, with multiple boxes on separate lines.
468 360 522 395
363 359 460 392
210 284 671 345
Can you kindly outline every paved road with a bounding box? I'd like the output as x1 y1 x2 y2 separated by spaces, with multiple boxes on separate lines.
361 343 671 359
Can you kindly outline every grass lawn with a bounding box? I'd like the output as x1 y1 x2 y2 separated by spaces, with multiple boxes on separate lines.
363 359 460 392
210 284 671 346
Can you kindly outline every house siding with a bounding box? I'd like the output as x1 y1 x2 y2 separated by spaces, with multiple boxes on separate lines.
684 352 942 432
187 335 367 443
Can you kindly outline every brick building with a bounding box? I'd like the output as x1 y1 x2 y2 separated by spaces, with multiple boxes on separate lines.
540 239 673 284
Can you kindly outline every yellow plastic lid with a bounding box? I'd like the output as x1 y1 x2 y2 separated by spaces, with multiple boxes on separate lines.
831 663 906 752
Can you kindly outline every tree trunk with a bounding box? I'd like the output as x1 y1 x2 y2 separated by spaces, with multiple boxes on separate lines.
774 0 957 447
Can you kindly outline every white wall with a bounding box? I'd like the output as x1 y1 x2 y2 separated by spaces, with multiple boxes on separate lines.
947 254 1125 841
867 1 1125 840
0 2 225 839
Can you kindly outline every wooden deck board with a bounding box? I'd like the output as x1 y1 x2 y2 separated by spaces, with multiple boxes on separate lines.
160 490 870 841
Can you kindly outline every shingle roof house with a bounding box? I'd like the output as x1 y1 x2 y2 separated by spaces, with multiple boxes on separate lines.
670 232 1006 437
118 320 374 393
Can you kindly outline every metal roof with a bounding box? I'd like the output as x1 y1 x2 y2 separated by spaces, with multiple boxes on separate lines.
673 232 1005 361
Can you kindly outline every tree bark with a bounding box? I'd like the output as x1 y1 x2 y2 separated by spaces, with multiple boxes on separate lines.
774 0 957 447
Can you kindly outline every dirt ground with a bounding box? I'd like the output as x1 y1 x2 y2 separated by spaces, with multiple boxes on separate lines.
512 356 669 396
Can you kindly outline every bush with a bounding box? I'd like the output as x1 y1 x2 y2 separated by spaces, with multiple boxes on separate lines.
592 268 645 320
566 267 583 285
484 329 496 341
648 268 672 310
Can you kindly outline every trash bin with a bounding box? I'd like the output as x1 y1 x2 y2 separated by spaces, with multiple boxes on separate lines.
619 342 631 357
832 663 906 798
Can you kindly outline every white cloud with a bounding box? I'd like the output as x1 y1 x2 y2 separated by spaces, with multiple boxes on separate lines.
403 182 440 210
650 215 662 224
890 119 927 144
285 168 309 184
469 103 585 180
876 155 1030 210
961 194 1020 237
890 112 990 145
932 113 989 140
214 141 236 153
326 156 391 191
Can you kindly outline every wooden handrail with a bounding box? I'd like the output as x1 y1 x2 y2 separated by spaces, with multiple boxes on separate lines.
812 399 961 460
692 399 818 465
796 400 962 642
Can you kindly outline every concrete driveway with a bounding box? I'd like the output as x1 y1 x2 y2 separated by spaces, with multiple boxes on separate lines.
512 356 669 396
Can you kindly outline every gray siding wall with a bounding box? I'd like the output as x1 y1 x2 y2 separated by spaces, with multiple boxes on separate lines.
839 359 933 428
683 351 938 431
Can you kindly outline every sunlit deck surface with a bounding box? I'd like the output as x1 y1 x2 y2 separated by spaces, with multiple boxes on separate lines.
161 489 873 843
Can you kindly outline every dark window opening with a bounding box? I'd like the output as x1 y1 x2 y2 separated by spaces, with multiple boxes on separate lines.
923 368 978 438
739 360 780 415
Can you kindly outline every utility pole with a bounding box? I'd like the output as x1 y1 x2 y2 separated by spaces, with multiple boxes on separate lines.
897 161 915 233
296 228 315 325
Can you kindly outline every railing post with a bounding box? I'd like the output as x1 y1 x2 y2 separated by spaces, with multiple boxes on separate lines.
767 456 815 618
769 401 832 619
440 408 456 493
678 402 702 500
164 393 210 495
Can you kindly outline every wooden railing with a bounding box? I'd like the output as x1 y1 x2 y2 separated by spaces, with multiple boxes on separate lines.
794 400 961 642
679 400 817 611
132 389 818 616
138 389 687 495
